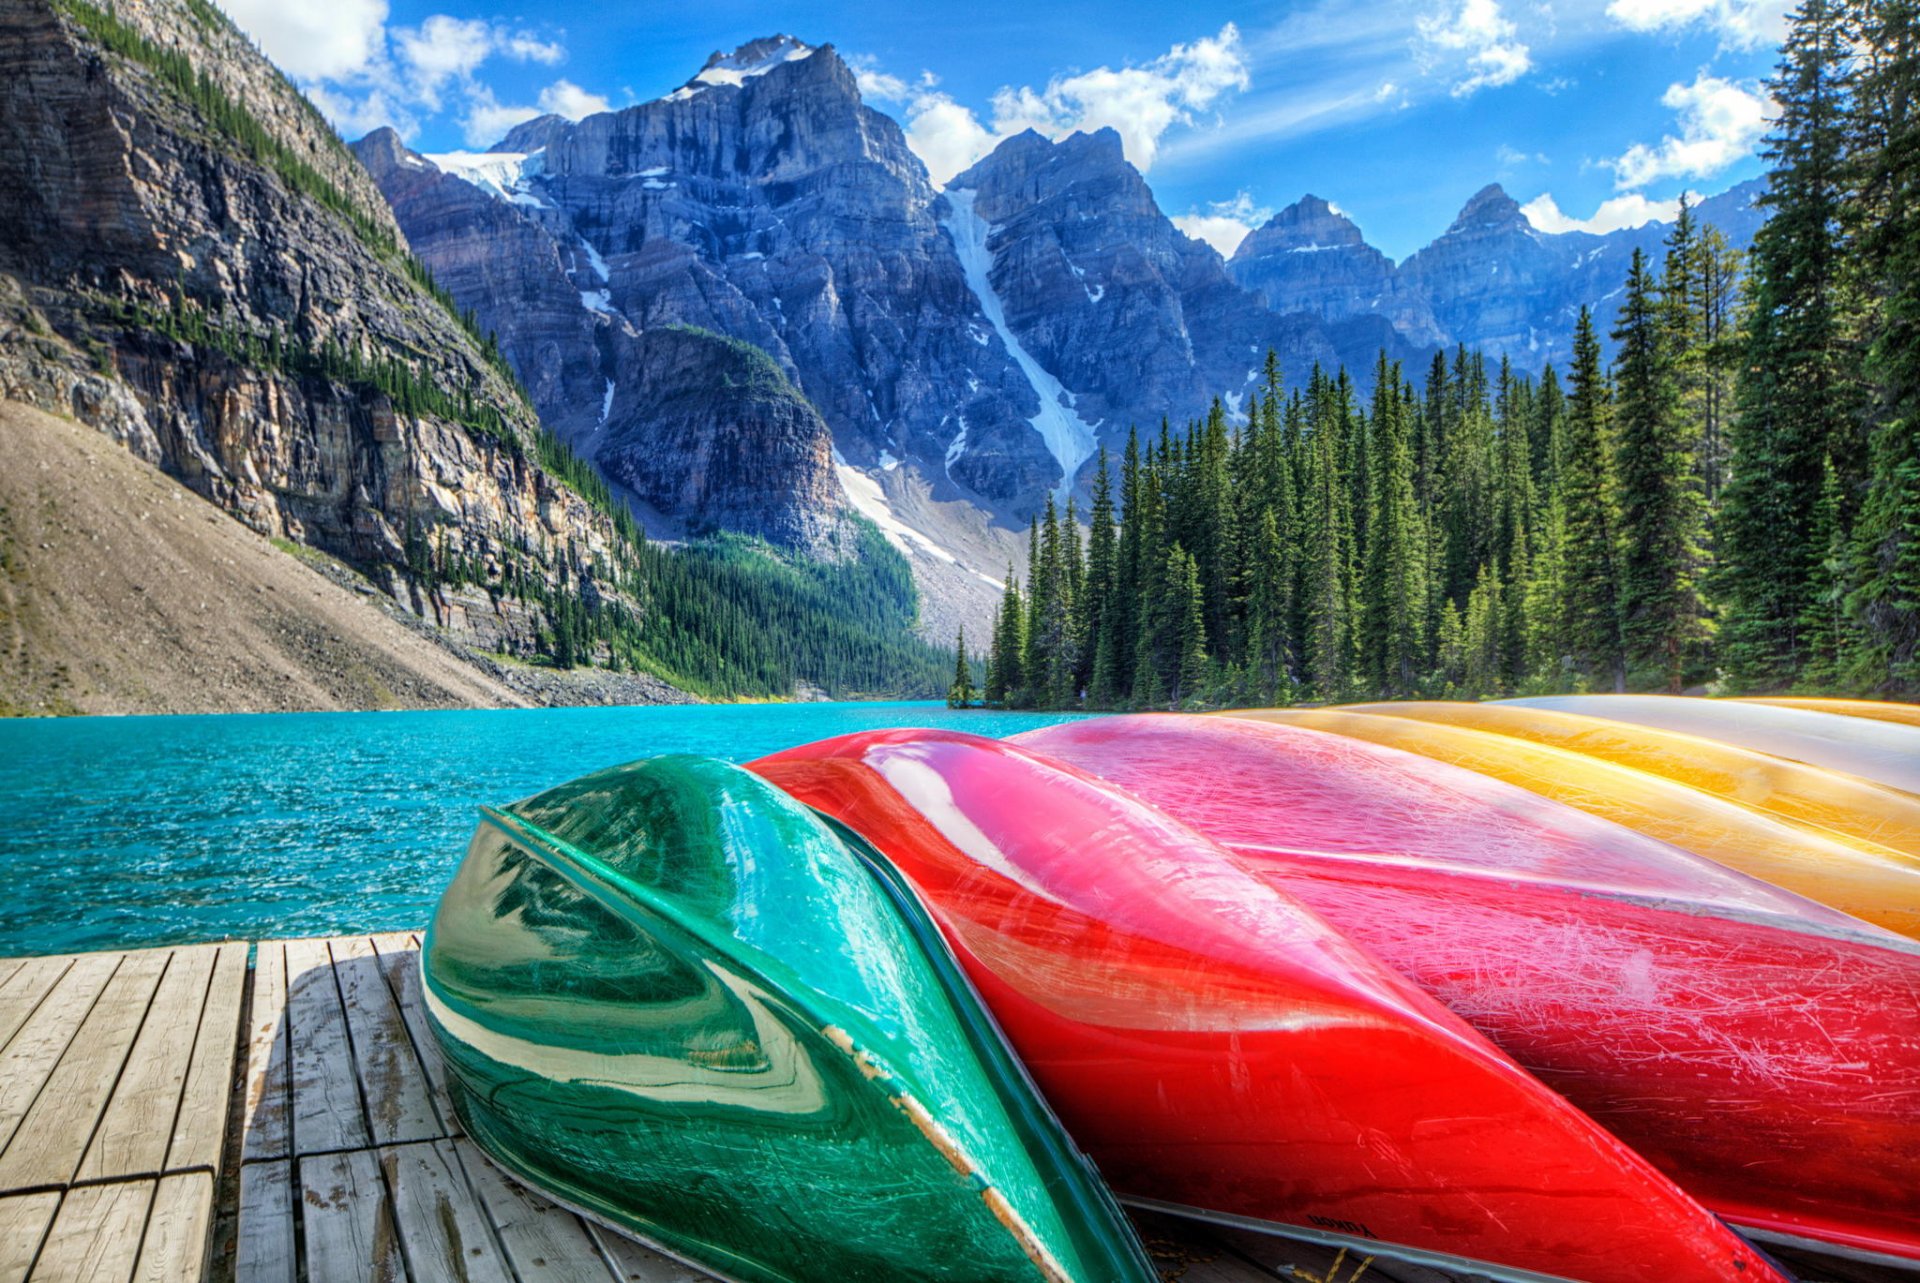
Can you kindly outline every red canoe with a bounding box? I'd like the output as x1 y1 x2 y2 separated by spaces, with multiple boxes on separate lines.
752 729 1786 1283
1016 714 1920 1268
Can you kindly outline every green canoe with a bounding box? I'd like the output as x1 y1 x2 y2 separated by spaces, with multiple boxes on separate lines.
422 754 1154 1283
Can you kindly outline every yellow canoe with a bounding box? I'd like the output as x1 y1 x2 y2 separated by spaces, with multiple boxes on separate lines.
1225 707 1920 941
1738 696 1920 730
1502 694 1920 795
1341 701 1920 863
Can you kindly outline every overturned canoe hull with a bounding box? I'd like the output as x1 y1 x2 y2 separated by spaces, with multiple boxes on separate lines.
1504 694 1920 794
1020 713 1920 1264
1739 696 1920 729
1274 704 1920 938
754 729 1787 1283
423 754 1155 1283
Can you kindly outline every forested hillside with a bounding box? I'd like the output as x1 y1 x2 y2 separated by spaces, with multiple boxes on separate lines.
970 0 1919 710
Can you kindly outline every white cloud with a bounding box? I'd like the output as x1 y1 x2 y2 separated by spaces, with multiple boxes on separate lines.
1495 143 1549 167
1417 0 1532 97
1521 190 1690 234
1171 191 1272 256
1610 73 1771 188
1604 0 1792 50
215 0 601 145
218 0 388 82
866 25 1250 185
537 79 610 120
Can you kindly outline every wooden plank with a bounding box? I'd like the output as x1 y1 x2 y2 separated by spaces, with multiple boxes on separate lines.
0 961 24 991
73 947 217 1183
283 938 370 1157
1215 1223 1438 1283
366 935 454 1127
299 1149 403 1283
0 959 72 1055
240 943 289 1163
166 942 248 1175
232 1160 294 1283
0 1190 60 1283
379 1140 512 1283
131 1172 214 1283
587 1222 713 1283
453 1140 616 1282
0 952 168 1191
28 1178 153 1283
329 938 440 1147
0 955 120 1160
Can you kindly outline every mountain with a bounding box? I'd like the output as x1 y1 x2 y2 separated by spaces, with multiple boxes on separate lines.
1232 180 1769 369
0 0 947 708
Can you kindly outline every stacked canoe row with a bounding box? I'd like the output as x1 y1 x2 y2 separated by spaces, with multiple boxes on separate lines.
419 695 1920 1283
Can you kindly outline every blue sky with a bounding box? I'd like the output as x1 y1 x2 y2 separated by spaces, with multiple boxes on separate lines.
215 0 1790 260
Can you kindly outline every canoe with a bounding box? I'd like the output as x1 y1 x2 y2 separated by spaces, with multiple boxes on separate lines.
752 729 1789 1283
421 753 1157 1283
1340 698 1920 863
1018 714 1920 1267
1504 694 1920 794
1268 704 1920 938
1739 695 1920 729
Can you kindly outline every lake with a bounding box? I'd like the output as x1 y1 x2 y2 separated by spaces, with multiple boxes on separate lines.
0 701 1090 955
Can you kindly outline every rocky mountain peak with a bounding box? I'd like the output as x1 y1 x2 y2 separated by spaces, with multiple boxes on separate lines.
690 35 816 87
1448 183 1529 235
493 114 569 153
1232 194 1366 261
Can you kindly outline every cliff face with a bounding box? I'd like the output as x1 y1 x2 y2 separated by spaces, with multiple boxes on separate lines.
1232 180 1769 370
0 0 654 668
352 129 847 554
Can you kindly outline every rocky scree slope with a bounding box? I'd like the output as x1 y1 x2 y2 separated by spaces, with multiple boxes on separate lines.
0 0 678 688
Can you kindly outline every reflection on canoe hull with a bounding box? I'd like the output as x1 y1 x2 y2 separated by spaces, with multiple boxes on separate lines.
754 729 1786 1283
423 754 1155 1283
1020 714 1920 1266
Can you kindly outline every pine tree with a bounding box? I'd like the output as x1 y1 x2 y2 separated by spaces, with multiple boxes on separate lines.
1720 0 1860 690
1168 547 1210 706
1083 449 1119 704
1561 308 1626 688
1614 246 1708 691
1360 356 1427 695
1243 506 1291 703
947 627 975 708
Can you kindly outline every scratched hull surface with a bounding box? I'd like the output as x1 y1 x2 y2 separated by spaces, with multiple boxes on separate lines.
1740 696 1920 729
1343 698 1920 864
1504 694 1920 794
1274 705 1920 939
1019 714 1920 1263
753 729 1785 1283
423 754 1155 1283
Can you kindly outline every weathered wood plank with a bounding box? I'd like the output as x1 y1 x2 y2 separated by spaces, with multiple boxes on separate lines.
132 1172 214 1283
0 955 120 1161
299 1148 403 1283
73 947 217 1183
166 942 248 1175
454 1139 618 1282
380 1140 512 1283
0 951 169 1192
366 935 455 1129
283 938 369 1157
0 1190 59 1283
330 938 440 1147
29 1178 152 1283
240 943 289 1163
587 1221 713 1283
1214 1221 1436 1283
0 961 24 992
0 959 72 1055
232 1159 294 1283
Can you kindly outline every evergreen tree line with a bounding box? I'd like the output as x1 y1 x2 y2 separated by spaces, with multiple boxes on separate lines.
975 0 1920 713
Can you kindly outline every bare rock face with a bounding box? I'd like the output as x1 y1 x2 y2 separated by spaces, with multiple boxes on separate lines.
1229 196 1444 348
947 128 1422 463
0 0 646 665
363 37 1057 512
1234 180 1770 370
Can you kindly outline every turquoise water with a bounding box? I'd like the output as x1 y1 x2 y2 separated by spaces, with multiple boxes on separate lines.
1 702 1089 955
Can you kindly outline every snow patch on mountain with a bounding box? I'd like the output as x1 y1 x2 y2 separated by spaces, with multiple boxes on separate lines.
669 36 816 98
942 187 1096 500
425 150 548 208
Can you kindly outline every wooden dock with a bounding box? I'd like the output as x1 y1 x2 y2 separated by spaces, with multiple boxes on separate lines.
0 933 1391 1283
2 934 1891 1283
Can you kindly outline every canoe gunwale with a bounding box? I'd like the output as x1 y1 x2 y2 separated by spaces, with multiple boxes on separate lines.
441 801 1156 1283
